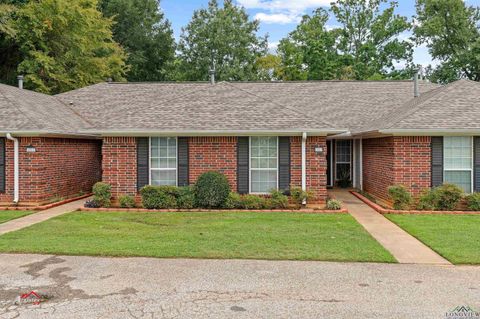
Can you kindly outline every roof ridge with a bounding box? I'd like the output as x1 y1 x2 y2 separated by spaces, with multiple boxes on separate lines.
0 85 43 130
222 82 336 129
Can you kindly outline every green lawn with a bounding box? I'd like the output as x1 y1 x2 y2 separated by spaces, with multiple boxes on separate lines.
0 211 394 262
0 211 33 224
386 214 480 264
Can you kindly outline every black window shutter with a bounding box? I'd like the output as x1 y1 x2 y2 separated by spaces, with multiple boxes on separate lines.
137 137 149 191
431 136 443 187
177 137 189 187
474 137 480 192
278 137 290 191
0 138 5 193
237 137 249 194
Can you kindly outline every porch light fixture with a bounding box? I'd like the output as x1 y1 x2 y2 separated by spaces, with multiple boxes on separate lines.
315 147 324 155
26 145 36 153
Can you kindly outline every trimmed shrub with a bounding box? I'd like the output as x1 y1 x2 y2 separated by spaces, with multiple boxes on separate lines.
388 185 412 210
466 192 480 211
433 183 464 211
194 171 231 208
326 199 342 210
176 186 195 209
92 182 112 208
417 189 437 211
290 187 313 207
84 199 100 208
119 195 136 208
267 190 289 209
242 195 266 209
224 192 243 209
140 186 177 209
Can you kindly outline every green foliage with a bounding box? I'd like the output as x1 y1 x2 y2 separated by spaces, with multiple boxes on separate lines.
11 0 127 94
100 0 176 81
278 8 343 80
194 171 231 208
267 190 289 209
337 167 352 188
388 185 413 210
326 199 342 210
466 193 480 211
176 186 196 209
416 189 437 211
278 0 412 81
255 54 284 81
92 182 112 208
290 187 313 207
177 0 267 81
433 184 464 211
417 184 464 211
224 192 243 209
140 186 177 209
241 195 266 210
414 0 480 83
119 195 136 208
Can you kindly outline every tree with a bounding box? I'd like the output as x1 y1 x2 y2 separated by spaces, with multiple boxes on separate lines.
178 0 267 81
11 0 127 94
0 1 23 86
331 0 413 79
100 0 176 81
414 0 480 83
277 8 343 80
255 54 284 81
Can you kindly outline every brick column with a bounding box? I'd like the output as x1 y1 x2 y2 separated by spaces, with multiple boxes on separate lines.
102 137 137 197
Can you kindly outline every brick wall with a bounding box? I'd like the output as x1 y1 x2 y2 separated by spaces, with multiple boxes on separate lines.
189 137 237 191
102 137 137 197
362 136 431 201
291 136 328 204
0 137 101 204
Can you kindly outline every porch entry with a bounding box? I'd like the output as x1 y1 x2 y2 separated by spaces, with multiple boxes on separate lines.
326 139 362 189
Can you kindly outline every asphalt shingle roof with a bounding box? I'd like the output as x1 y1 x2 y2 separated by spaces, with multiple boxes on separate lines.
57 81 341 133
0 83 91 134
358 79 480 133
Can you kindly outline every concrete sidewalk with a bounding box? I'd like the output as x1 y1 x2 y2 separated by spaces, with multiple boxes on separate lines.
0 198 88 236
332 190 451 265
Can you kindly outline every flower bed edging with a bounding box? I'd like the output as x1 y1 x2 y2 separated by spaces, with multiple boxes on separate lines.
0 193 93 211
350 191 480 215
78 207 348 214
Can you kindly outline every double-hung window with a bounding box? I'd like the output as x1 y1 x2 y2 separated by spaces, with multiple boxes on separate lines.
150 137 177 186
444 136 473 193
250 137 278 193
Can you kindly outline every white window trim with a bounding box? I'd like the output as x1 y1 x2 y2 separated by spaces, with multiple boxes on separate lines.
335 139 352 181
149 137 178 187
249 136 279 195
443 136 474 193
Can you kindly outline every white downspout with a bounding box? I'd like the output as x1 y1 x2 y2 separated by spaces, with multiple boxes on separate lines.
301 132 307 205
6 134 19 204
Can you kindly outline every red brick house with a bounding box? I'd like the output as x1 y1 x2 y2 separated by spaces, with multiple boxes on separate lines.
1 78 479 206
0 83 101 205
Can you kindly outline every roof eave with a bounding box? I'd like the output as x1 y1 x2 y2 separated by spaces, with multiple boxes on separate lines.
378 129 480 136
79 129 349 137
0 131 100 139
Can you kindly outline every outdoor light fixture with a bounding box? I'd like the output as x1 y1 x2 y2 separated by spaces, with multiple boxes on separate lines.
26 145 36 153
315 147 324 155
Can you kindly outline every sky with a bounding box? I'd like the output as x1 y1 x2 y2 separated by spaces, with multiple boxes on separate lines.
162 0 480 68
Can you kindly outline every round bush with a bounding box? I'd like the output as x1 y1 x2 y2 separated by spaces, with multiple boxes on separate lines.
433 183 464 211
92 182 112 208
326 199 342 210
194 171 231 208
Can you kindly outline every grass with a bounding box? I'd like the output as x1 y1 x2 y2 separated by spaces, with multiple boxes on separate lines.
0 211 33 224
386 214 480 264
0 211 395 263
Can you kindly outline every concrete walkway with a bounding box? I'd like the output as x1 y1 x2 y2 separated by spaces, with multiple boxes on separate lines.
331 190 451 265
0 198 88 236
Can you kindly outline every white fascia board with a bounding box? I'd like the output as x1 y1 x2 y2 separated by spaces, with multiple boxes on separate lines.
80 129 349 137
379 129 480 136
